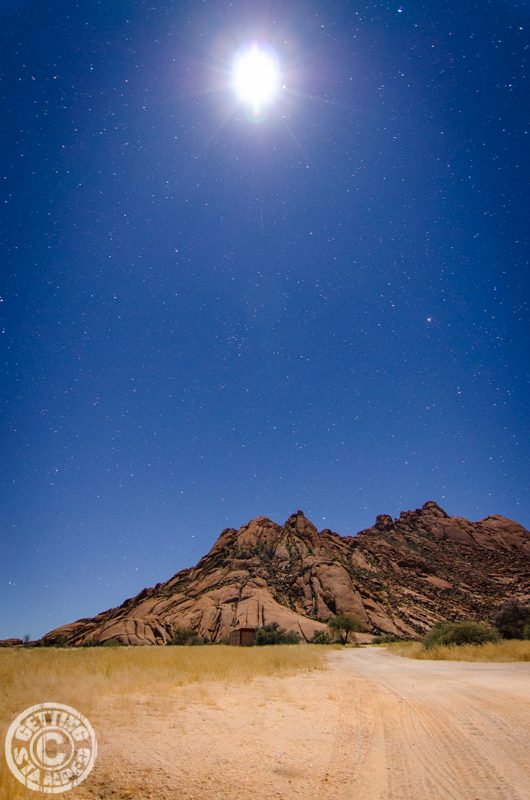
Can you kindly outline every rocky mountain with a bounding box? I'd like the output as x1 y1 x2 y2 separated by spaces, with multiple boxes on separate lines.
42 501 530 646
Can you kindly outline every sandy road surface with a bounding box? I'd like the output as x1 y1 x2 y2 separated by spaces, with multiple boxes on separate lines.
77 648 530 800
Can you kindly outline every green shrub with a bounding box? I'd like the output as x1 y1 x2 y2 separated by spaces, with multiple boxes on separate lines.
43 635 68 647
328 613 366 645
167 627 208 646
372 633 402 644
101 638 123 647
493 601 530 640
423 621 499 650
311 630 332 644
255 623 300 645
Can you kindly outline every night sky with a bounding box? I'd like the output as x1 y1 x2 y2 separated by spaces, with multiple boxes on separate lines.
1 1 529 639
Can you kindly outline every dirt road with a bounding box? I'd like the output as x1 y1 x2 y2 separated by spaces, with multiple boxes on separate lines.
79 648 530 800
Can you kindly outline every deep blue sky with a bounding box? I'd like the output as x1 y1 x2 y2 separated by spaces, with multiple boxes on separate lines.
1 1 528 639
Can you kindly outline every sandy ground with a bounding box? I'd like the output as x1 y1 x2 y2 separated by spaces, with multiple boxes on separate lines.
76 648 530 800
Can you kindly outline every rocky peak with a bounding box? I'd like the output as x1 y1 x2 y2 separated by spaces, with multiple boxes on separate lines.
283 510 322 552
215 515 281 553
375 514 393 530
397 500 449 524
284 509 316 534
420 500 449 517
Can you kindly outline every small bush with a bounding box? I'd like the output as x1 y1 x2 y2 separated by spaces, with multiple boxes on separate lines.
255 623 300 645
372 634 402 644
43 635 68 647
423 621 499 650
101 638 123 647
167 627 208 646
311 630 332 645
493 600 530 640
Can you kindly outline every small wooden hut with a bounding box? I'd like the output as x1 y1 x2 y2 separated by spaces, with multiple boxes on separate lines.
229 627 257 646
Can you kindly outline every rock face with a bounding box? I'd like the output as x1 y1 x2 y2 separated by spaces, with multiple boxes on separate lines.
42 502 530 646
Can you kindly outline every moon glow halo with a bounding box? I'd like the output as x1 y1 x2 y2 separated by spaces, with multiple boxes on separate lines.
232 45 280 116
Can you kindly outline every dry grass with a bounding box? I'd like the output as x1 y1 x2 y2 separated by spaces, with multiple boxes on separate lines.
0 644 325 799
389 639 530 662
0 644 325 714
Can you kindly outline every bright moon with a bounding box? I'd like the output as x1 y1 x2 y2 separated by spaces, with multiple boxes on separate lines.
232 45 280 115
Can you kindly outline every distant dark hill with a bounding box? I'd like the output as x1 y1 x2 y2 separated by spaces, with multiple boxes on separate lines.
42 501 530 645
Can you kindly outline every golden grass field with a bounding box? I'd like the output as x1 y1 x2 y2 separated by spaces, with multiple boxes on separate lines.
1 644 530 799
388 639 530 662
0 644 327 733
0 644 326 799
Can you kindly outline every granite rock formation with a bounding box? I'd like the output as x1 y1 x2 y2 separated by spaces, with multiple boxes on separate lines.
42 501 529 646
